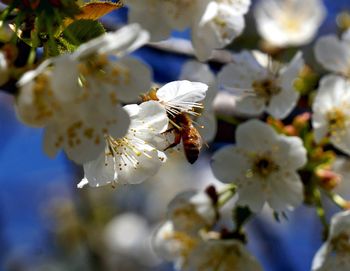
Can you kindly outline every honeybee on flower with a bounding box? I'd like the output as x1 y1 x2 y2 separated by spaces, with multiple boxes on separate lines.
141 80 208 163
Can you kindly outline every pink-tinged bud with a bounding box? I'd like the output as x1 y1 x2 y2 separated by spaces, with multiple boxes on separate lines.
294 112 311 128
316 168 341 190
284 125 297 136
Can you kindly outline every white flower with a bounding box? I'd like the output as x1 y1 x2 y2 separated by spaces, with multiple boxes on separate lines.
218 50 304 119
104 213 150 255
254 0 326 47
155 80 208 117
211 119 307 212
312 210 350 271
126 0 250 60
15 24 151 164
153 223 262 271
315 33 350 77
312 75 350 155
126 0 207 41
192 1 246 61
167 191 216 235
104 213 158 266
179 61 217 142
152 220 198 270
188 239 262 271
78 101 168 188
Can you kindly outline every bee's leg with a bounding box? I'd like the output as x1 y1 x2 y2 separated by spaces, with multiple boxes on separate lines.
164 132 182 151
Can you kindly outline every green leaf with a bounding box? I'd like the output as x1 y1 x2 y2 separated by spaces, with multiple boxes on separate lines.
57 37 78 54
61 19 105 46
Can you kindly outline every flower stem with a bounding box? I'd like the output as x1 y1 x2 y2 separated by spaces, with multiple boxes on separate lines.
218 185 236 208
217 114 240 126
314 188 329 238
325 191 350 210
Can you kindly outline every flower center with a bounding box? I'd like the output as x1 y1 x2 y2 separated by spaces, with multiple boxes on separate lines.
79 54 131 87
107 136 143 170
327 108 347 132
252 78 281 101
172 204 209 230
252 155 279 177
331 232 350 254
32 73 56 121
280 17 301 32
195 243 240 270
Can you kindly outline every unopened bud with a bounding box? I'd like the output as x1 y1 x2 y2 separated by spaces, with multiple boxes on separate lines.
316 168 341 191
283 125 297 136
294 112 311 128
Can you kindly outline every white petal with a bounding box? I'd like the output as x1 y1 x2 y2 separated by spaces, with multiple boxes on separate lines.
167 191 216 234
224 0 251 15
273 135 307 170
82 151 116 187
330 128 350 155
116 148 166 185
311 243 329 271
113 56 152 103
312 75 349 112
43 122 61 158
17 59 52 87
126 0 172 41
268 52 303 119
192 2 245 61
15 74 54 127
329 210 350 237
161 0 206 31
267 87 299 119
46 105 130 165
234 95 265 116
73 23 149 59
211 145 250 183
236 119 277 152
218 51 267 92
312 111 329 143
50 54 81 101
152 221 183 262
188 239 262 271
77 178 89 188
267 171 303 211
157 80 208 105
125 101 169 137
237 179 266 213
312 75 350 144
315 35 350 75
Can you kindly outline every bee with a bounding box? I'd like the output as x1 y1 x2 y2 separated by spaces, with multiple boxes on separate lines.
141 87 203 164
165 112 202 164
